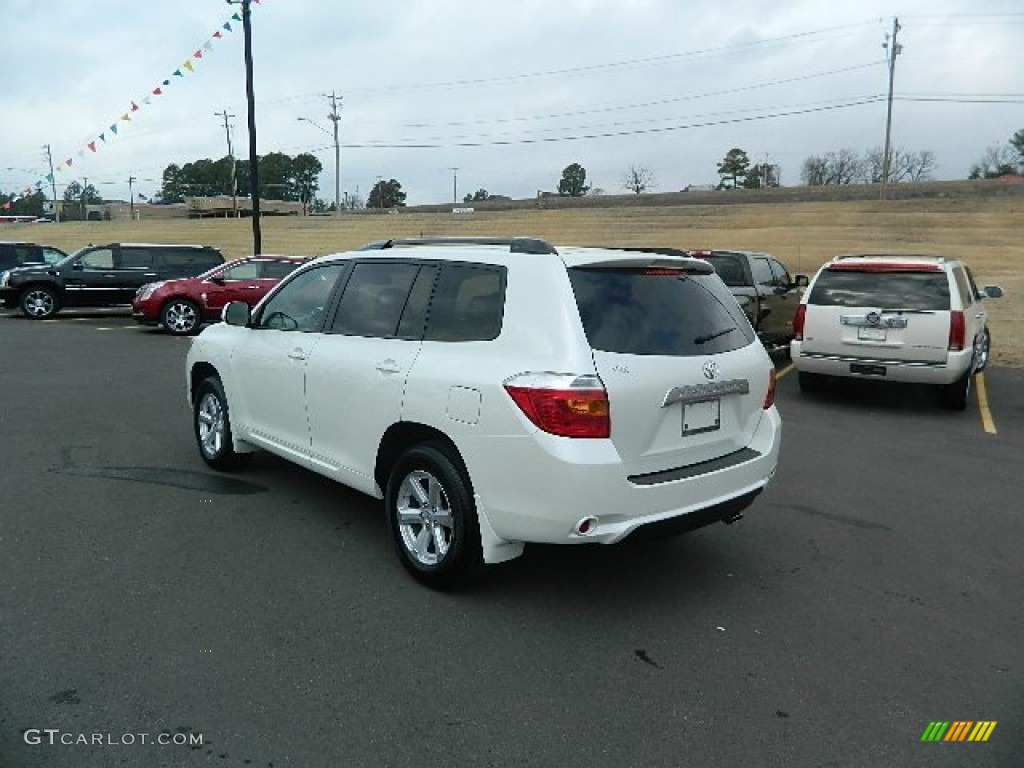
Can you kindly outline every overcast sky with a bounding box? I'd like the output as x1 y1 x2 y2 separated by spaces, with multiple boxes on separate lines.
2 1 1022 206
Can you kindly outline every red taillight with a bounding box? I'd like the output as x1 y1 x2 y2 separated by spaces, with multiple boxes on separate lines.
792 304 806 340
763 368 777 410
948 310 965 351
504 374 610 438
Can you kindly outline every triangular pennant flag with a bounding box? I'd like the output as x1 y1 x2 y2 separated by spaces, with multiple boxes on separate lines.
203 41 213 51
65 158 73 166
88 142 97 152
152 88 163 95
99 133 106 142
173 69 183 77
131 101 139 112
183 61 194 73
56 165 64 173
143 96 151 105
110 124 119 135
232 13 241 21
121 113 131 122
46 174 53 182
223 22 232 32
194 50 203 59
162 79 170 85
213 31 223 39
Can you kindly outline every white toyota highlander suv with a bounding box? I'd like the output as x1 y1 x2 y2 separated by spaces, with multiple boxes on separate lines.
186 238 782 588
790 254 1003 409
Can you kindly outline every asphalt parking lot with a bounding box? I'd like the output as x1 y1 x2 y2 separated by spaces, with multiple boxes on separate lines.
1 310 1021 768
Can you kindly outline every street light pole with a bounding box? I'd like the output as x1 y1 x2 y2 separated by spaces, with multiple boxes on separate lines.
227 0 261 253
449 167 459 204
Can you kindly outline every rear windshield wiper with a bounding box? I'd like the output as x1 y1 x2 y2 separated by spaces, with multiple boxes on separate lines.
878 308 937 314
694 327 735 344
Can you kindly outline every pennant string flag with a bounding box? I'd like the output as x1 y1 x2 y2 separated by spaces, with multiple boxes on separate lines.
6 4 262 207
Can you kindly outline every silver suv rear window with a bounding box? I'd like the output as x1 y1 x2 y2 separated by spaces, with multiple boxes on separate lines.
809 268 950 310
569 267 755 356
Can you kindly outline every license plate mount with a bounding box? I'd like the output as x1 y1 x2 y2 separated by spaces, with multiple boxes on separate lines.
683 398 721 436
857 327 887 341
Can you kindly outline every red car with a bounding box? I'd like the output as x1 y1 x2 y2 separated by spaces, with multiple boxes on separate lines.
132 255 307 335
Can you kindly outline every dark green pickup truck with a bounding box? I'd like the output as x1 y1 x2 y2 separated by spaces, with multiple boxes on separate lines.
689 249 806 350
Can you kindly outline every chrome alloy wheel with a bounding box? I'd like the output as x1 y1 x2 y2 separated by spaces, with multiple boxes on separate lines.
396 469 455 566
24 290 55 318
164 301 198 333
196 392 226 459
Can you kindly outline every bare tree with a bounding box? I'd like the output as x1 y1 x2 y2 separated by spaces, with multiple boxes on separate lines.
801 155 828 186
825 149 862 185
904 150 936 182
623 165 654 194
969 143 1018 179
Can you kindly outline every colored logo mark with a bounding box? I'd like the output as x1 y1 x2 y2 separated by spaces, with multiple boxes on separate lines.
921 721 997 742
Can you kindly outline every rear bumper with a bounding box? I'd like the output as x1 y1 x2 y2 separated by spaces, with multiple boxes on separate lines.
467 406 781 549
791 342 968 385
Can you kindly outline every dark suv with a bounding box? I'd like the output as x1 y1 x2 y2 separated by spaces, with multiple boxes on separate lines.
1 242 224 319
0 241 68 271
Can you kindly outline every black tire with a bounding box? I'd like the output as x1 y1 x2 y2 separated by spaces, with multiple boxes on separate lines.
20 286 60 319
161 298 202 336
193 377 247 470
385 443 483 589
940 369 972 411
797 371 828 393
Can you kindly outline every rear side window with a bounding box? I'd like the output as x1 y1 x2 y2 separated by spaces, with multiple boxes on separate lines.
262 260 302 279
569 268 755 356
331 262 420 338
808 269 950 310
163 249 223 271
701 253 747 287
221 261 262 281
119 248 153 269
424 263 505 342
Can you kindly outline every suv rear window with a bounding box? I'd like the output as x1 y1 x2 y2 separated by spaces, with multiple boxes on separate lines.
163 249 222 269
809 268 950 310
569 268 755 356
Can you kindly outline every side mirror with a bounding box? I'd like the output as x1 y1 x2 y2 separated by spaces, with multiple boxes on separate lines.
222 301 251 327
210 276 226 286
793 274 809 288
981 285 1003 299
71 262 84 271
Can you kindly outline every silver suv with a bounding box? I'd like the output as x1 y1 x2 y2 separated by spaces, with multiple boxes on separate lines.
790 254 1003 409
187 237 782 588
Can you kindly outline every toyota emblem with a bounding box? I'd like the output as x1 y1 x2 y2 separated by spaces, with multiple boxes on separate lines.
866 311 880 326
702 360 719 380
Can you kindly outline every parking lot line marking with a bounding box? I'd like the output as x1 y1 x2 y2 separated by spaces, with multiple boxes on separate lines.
975 372 997 435
776 363 795 379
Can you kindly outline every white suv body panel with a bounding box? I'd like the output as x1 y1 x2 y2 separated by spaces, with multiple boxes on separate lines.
187 242 782 569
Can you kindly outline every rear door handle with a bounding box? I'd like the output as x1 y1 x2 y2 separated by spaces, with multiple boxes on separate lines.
288 349 308 361
375 359 401 374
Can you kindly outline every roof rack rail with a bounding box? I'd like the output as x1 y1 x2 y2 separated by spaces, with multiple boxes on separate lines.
358 237 558 255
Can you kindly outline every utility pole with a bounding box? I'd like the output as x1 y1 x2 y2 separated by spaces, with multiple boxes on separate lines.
449 167 459 204
215 109 238 217
43 144 59 223
375 176 383 210
128 175 136 220
327 92 341 216
227 0 261 253
880 16 902 200
82 176 88 220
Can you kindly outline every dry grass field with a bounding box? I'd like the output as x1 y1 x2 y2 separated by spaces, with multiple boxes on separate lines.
8 196 1023 365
